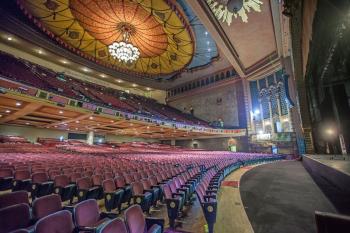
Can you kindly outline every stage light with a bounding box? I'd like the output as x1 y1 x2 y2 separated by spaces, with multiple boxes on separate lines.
326 128 335 136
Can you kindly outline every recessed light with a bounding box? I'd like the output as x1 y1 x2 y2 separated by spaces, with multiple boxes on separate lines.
0 114 2 117
54 125 57 128
89 116 94 120
59 110 64 114
116 79 123 83
75 128 78 130
60 59 69 64
132 83 137 87
110 120 114 123
15 102 21 106
5 110 10 113
37 49 44 54
146 87 151 91
100 74 106 78
7 37 13 41
25 122 30 125
75 120 80 123
82 67 91 72
147 126 150 129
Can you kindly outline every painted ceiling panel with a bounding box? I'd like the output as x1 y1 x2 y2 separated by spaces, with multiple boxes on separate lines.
17 0 195 77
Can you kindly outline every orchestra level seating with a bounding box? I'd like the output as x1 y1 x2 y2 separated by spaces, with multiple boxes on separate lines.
0 140 284 233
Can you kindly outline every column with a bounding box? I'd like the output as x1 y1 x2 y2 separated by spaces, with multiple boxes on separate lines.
87 131 94 145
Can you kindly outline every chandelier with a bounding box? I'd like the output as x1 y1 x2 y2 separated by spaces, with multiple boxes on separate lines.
108 26 140 63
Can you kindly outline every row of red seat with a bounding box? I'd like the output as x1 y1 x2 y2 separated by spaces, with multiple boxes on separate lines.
0 193 162 233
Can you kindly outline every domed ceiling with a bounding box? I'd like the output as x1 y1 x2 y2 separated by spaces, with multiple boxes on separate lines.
17 0 197 76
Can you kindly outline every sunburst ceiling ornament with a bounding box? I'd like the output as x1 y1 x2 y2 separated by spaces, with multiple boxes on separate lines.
17 0 194 76
206 0 263 25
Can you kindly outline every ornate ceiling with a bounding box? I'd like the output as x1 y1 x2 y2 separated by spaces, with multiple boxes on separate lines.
17 0 196 76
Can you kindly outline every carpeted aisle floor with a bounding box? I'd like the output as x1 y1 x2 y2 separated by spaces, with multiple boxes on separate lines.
240 161 337 233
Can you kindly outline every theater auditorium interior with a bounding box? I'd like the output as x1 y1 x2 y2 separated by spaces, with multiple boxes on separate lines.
0 0 349 233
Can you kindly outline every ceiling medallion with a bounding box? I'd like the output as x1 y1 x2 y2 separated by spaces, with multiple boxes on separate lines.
108 24 140 63
206 0 263 25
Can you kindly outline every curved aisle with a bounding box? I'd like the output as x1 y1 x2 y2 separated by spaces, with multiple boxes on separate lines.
240 161 337 233
215 165 256 233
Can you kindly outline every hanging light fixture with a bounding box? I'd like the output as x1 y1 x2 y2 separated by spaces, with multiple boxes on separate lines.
109 25 140 63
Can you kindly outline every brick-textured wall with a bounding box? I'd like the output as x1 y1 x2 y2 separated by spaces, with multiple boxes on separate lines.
168 82 244 128
175 137 249 151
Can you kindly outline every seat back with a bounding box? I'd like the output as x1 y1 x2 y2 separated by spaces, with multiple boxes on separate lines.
32 172 48 183
32 194 62 220
99 218 128 233
163 184 172 199
124 174 134 184
104 172 113 180
74 199 100 227
115 176 126 188
103 179 116 192
92 175 103 186
54 175 70 187
14 170 30 180
141 179 151 190
0 203 31 233
0 168 13 177
0 191 29 209
49 170 61 180
131 182 144 195
124 205 146 233
70 173 82 183
77 177 92 189
149 176 157 186
35 210 74 233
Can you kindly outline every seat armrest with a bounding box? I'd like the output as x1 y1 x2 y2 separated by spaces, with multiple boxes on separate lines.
176 188 188 193
172 193 184 198
63 205 74 213
77 226 96 233
204 194 216 200
206 190 217 195
100 212 118 218
144 189 154 193
146 217 165 232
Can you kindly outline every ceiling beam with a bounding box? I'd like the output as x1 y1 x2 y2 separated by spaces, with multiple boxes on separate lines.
0 102 42 123
186 1 246 77
44 113 93 127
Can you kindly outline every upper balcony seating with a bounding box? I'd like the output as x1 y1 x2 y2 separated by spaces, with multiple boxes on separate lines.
0 51 208 126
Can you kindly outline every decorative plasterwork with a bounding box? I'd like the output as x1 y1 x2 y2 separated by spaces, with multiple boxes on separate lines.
206 0 263 25
17 0 194 76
